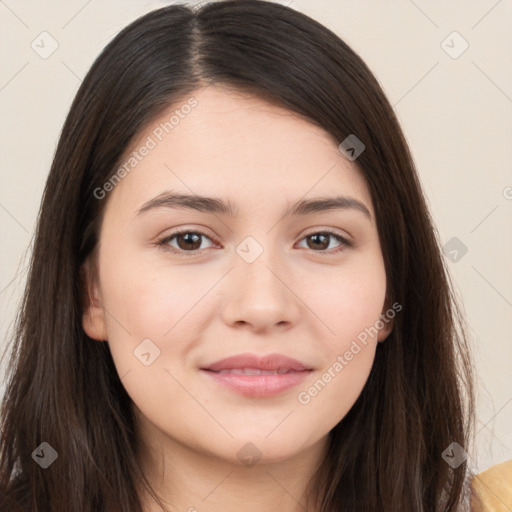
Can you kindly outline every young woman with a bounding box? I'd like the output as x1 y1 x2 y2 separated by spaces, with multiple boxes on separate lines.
0 1 485 510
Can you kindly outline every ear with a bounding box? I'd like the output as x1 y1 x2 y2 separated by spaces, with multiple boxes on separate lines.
377 297 395 343
80 258 108 342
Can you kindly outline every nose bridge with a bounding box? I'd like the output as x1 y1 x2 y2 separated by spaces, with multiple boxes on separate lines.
220 231 300 330
235 232 287 300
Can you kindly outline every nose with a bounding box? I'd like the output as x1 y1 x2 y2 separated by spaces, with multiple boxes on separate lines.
220 249 301 334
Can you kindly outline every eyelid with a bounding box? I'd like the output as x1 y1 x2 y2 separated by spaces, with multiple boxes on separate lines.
301 226 352 242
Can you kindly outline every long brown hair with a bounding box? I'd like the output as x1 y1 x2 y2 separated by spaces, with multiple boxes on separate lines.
0 1 478 510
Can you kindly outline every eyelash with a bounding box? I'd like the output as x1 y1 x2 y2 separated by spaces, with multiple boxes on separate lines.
156 228 352 256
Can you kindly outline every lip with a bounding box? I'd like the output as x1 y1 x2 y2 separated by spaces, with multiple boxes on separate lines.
203 353 312 372
200 353 313 398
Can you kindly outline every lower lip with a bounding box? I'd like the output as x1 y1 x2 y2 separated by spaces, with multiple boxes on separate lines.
200 369 312 398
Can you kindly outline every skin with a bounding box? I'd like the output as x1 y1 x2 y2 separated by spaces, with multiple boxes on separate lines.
82 84 393 512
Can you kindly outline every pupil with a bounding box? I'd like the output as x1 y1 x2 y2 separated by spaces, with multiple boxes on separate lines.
310 233 328 250
180 233 200 249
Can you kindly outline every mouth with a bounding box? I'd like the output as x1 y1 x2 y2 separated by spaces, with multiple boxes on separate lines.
200 353 313 398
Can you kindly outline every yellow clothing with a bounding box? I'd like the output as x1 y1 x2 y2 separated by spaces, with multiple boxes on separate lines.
471 459 512 511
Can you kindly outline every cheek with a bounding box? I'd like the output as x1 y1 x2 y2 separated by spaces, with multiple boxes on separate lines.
304 261 387 349
99 251 210 341
295 279 384 428
97 249 220 406
294 339 376 441
292 261 385 419
97 257 202 423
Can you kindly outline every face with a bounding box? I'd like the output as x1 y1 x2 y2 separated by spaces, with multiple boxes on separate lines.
82 85 393 468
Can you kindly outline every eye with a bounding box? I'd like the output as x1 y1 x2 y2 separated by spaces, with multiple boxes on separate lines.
157 229 217 255
296 230 351 253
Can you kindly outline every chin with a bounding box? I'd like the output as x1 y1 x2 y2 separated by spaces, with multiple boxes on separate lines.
219 434 316 468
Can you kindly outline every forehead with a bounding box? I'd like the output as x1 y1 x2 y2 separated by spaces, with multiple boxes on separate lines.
105 85 373 218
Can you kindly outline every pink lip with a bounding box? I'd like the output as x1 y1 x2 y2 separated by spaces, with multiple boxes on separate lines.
200 353 313 398
203 353 312 372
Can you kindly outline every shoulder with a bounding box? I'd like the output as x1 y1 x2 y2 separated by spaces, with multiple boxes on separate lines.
471 459 512 511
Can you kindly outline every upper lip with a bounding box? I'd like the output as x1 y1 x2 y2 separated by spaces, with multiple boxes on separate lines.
202 353 313 372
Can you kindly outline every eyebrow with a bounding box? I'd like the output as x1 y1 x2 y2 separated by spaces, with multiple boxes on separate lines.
136 191 372 221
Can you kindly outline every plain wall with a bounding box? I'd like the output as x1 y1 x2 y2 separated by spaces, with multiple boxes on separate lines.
1 0 511 474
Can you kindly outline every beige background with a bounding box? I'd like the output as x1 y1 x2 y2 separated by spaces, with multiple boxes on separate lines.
1 0 511 474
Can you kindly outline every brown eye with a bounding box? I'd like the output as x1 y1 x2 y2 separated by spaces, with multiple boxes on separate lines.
174 232 202 251
158 230 216 254
297 230 350 253
306 233 330 250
